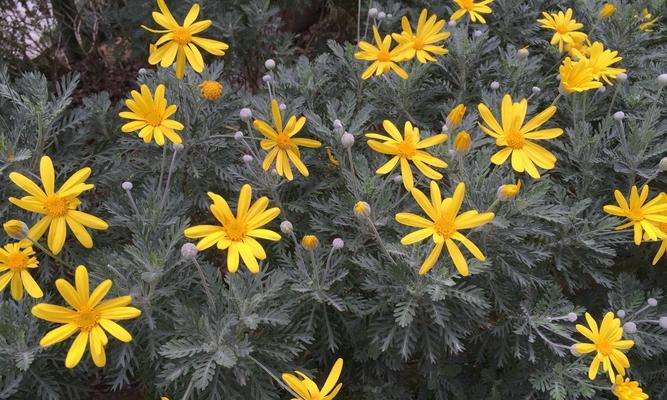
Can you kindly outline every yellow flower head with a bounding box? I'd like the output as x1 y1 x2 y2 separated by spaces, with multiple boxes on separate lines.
198 80 223 101
301 235 319 250
32 265 141 368
537 8 588 52
612 376 649 400
282 358 343 400
3 219 28 240
253 99 322 181
450 0 495 24
477 95 563 179
447 103 466 129
0 243 42 300
603 185 667 245
573 41 625 85
355 26 410 80
453 131 472 154
365 120 448 191
498 180 521 201
639 8 659 32
392 9 450 63
564 35 589 58
8 156 108 255
119 84 185 146
142 0 229 79
396 181 494 276
574 312 634 383
599 3 616 19
183 184 281 273
353 201 371 217
559 57 603 93
647 196 667 265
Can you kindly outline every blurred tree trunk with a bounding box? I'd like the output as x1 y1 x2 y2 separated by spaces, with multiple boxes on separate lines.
51 0 82 63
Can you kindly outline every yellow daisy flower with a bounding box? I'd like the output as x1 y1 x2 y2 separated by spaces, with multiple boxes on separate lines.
396 181 494 276
8 156 108 255
639 8 659 32
0 243 42 300
575 312 634 383
612 375 649 400
355 26 410 80
183 184 281 273
477 95 563 179
559 57 603 93
142 0 229 79
537 8 588 52
392 9 450 63
282 358 343 400
599 3 616 19
365 120 448 191
450 0 495 24
253 99 322 181
119 84 185 146
198 80 223 101
32 265 141 368
603 185 667 245
573 41 626 85
650 219 667 265
564 35 588 58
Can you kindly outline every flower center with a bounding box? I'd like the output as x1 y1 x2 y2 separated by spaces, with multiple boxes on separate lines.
6 252 28 271
75 309 101 331
224 219 247 241
506 130 525 149
412 37 424 50
145 111 164 127
172 26 192 45
44 195 70 217
433 217 456 239
460 0 475 10
627 208 644 222
595 338 614 356
397 141 416 158
556 23 570 34
275 133 292 149
377 50 391 62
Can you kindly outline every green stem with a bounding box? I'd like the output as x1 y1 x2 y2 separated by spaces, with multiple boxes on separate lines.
248 355 301 398
28 237 74 270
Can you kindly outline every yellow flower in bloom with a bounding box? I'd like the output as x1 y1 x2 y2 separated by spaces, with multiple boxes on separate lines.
282 358 343 400
612 376 649 400
599 3 616 19
0 243 42 300
392 9 450 63
446 103 466 129
355 26 410 80
32 265 141 368
559 58 603 93
353 201 371 217
498 180 521 201
396 181 494 276
253 99 322 181
3 219 28 240
573 42 625 85
453 131 472 154
302 235 319 250
198 80 223 101
183 184 281 273
574 312 634 383
365 120 448 191
8 156 109 255
477 95 563 179
142 0 229 79
450 0 494 24
639 9 659 32
119 84 184 146
603 185 667 245
564 35 588 58
650 219 667 265
537 8 588 52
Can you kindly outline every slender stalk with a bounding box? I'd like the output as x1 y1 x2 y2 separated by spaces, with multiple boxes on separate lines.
27 237 74 270
248 355 301 398
124 188 141 216
487 198 501 212
364 215 396 264
356 0 361 43
157 144 168 193
549 93 562 107
160 147 179 209
191 257 215 309
606 86 619 117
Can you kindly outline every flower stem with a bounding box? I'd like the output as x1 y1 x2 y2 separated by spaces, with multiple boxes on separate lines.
160 146 179 210
248 355 300 398
190 257 215 310
364 215 396 264
157 144 168 194
28 237 74 270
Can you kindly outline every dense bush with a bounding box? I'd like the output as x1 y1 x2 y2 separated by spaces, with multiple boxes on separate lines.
0 0 666 399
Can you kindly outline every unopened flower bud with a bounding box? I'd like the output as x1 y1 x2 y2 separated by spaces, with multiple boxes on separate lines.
497 180 521 201
473 30 483 38
532 86 541 94
453 131 471 154
393 175 403 184
623 322 637 334
617 72 627 83
490 81 500 90
567 312 577 322
265 59 276 70
333 119 343 130
648 298 658 307
280 220 293 234
599 3 616 19
240 108 253 121
597 86 606 93
446 104 466 129
242 154 253 163
3 219 29 240
368 8 378 18
387 13 393 18
332 238 344 249
659 316 667 329
518 47 529 58
341 132 355 148
234 131 244 140
172 143 184 152
569 344 580 356
262 74 272 83
613 111 625 121
302 235 319 250
617 309 626 318
659 157 667 171
279 103 287 111
354 201 371 217
122 181 133 191
181 243 199 259
198 80 223 101
441 124 449 133
447 20 457 27
377 11 386 20
271 169 278 176
658 74 667 86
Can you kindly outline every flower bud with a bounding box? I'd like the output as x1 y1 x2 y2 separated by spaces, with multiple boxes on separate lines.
613 111 625 121
453 131 471 154
659 157 667 171
622 322 637 334
341 132 355 148
301 235 319 250
279 103 287 111
616 72 627 83
532 86 541 94
271 168 278 176
387 14 393 18
567 312 577 322
354 201 371 217
518 47 529 58
447 20 457 27
242 154 253 163
616 309 626 318
198 80 223 101
597 86 606 93
240 108 253 121
569 344 580 356
393 175 403 184
280 220 293 234
446 104 466 129
659 316 667 329
377 11 386 20
265 59 276 70
332 238 344 249
368 8 378 18
234 131 244 140
3 219 29 240
497 181 521 201
473 30 483 38
648 298 658 307
181 243 199 259
658 74 667 86
599 3 616 18
333 119 343 130
122 181 133 191
262 74 272 83
490 81 500 90
172 143 184 152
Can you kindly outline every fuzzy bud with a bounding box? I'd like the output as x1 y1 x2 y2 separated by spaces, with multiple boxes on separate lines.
354 201 371 217
567 312 578 322
616 72 627 83
490 81 500 90
368 8 378 18
377 11 386 20
441 124 449 133
234 131 244 140
613 111 625 121
279 103 287 111
280 220 293 234
597 86 606 93
599 3 616 19
393 175 403 184
518 47 529 58
648 298 658 307
569 344 580 357
242 154 253 163
262 74 272 83
240 108 253 121
181 243 199 259
447 20 457 27
616 309 626 318
172 143 184 152
446 104 466 129
198 80 223 101
497 181 521 201
341 132 355 148
658 74 667 86
265 59 276 70
532 86 541 94
332 238 344 249
473 30 483 38
453 131 471 154
301 235 319 250
3 220 29 240
271 168 278 176
333 119 343 130
122 181 133 191
387 14 393 18
659 157 667 171
659 316 667 329
623 322 637 334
